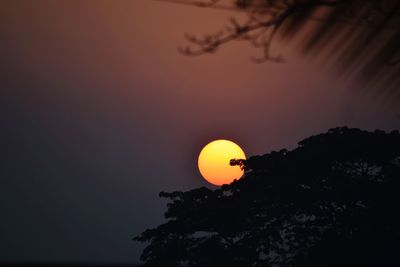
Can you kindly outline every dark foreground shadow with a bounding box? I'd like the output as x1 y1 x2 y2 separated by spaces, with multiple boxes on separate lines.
0 263 139 267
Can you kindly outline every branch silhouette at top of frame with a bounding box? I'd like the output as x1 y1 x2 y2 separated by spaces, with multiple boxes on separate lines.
157 0 400 101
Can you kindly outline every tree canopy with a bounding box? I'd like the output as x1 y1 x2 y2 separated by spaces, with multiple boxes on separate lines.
135 127 400 266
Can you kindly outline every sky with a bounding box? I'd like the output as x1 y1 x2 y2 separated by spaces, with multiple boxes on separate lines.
1 0 399 264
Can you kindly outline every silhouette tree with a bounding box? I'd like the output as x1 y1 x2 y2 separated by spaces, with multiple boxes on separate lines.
135 127 400 266
158 0 400 100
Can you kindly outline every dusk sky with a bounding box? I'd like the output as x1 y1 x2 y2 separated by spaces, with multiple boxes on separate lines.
1 0 399 264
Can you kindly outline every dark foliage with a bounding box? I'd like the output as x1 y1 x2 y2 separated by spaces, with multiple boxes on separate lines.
135 127 400 266
160 0 400 101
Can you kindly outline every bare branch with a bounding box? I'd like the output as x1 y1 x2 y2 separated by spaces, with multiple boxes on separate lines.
160 0 400 72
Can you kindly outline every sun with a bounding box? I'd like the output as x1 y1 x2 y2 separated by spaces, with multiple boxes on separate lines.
198 139 246 186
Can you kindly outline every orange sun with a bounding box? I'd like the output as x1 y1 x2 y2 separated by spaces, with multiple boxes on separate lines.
198 139 246 186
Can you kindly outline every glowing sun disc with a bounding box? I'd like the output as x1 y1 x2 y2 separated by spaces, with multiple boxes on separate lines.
198 139 246 186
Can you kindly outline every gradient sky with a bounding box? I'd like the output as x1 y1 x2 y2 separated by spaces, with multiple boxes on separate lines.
1 0 399 264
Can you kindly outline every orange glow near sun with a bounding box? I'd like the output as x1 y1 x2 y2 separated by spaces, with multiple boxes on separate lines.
198 139 246 186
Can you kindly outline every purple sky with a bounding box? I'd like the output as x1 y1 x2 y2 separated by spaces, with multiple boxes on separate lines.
1 0 399 263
